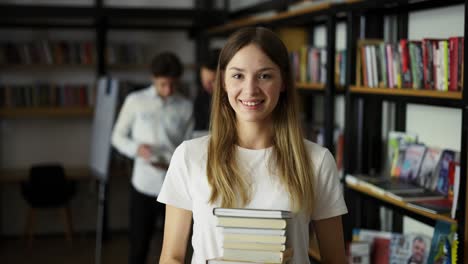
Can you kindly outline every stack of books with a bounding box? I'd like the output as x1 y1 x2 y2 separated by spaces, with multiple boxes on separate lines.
208 208 292 264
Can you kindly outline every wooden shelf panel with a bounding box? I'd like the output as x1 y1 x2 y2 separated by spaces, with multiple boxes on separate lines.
350 86 463 100
346 181 457 224
207 1 361 34
296 82 325 90
0 64 96 70
0 107 94 118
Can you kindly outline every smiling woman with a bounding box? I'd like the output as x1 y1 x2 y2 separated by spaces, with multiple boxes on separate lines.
157 27 348 264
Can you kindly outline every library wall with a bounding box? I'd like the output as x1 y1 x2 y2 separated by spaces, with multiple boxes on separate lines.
0 2 197 235
403 4 464 236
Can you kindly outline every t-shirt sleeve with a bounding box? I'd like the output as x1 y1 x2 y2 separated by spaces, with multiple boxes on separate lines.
157 142 192 211
310 149 348 220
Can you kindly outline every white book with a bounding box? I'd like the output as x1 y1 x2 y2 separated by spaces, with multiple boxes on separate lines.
223 241 286 252
370 45 379 88
222 227 286 236
223 248 288 264
213 208 292 219
224 233 286 244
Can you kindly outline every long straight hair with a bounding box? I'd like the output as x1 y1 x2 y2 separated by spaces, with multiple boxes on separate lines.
207 27 315 215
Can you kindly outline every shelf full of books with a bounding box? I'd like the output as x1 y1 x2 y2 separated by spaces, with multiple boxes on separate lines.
0 82 94 118
353 37 464 99
0 40 95 66
345 131 460 224
290 47 347 91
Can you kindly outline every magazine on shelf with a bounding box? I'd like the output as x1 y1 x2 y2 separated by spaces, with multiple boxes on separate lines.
389 233 431 264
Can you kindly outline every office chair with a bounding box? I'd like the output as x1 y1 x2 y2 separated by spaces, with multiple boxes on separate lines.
20 164 76 246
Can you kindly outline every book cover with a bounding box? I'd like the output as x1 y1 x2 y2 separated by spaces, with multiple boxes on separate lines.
222 248 288 264
217 217 287 229
427 220 457 264
222 227 286 236
400 144 427 181
213 208 292 219
223 233 286 244
390 234 431 264
347 241 371 264
223 241 286 252
419 147 442 189
400 39 412 88
372 237 390 264
435 150 456 195
386 131 418 178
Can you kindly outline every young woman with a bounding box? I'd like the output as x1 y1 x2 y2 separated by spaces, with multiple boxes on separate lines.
157 27 348 264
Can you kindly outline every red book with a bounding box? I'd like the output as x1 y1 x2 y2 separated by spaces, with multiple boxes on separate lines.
399 39 412 88
372 238 390 264
449 37 459 91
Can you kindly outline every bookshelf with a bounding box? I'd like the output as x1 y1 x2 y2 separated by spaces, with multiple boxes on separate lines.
346 180 457 224
350 86 463 100
342 0 467 263
0 1 225 239
210 0 467 262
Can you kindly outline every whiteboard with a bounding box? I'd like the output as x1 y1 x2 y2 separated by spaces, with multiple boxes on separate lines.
89 77 119 182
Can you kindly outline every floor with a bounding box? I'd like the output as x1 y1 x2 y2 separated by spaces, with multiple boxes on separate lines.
0 231 168 264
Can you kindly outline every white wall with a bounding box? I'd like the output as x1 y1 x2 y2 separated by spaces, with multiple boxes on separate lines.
403 3 464 235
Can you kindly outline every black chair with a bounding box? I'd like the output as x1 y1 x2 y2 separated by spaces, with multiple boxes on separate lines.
20 164 76 246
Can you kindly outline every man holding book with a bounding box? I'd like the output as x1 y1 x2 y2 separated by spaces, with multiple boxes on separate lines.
111 52 194 264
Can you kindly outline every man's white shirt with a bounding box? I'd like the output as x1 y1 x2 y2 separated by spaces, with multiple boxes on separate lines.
112 85 194 196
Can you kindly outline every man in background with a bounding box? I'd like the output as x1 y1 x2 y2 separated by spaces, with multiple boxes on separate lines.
111 52 194 264
193 48 220 132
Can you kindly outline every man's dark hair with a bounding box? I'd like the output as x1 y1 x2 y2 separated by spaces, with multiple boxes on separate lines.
150 52 183 78
200 48 221 71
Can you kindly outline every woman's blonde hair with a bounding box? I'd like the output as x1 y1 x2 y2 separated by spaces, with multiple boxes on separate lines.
207 27 315 215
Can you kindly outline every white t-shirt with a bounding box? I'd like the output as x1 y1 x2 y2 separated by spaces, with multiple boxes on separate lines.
157 136 347 264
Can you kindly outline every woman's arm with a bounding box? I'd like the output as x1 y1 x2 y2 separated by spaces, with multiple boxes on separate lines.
312 215 346 264
159 205 193 264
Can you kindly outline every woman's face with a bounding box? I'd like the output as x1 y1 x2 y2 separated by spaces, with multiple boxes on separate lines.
224 44 283 125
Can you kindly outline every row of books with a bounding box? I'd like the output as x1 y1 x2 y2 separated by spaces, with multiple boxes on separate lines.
0 83 95 108
289 46 347 86
106 43 148 65
359 37 464 91
349 223 457 264
208 208 291 264
0 41 95 65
